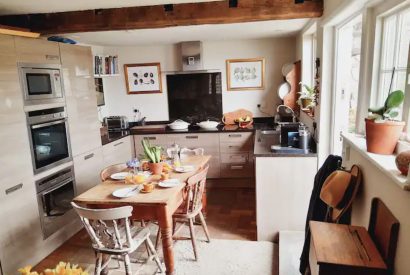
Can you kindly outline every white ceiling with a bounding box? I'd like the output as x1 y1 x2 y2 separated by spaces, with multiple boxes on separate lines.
0 0 223 15
62 19 309 46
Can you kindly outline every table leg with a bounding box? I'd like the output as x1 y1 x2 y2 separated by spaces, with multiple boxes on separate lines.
157 205 175 275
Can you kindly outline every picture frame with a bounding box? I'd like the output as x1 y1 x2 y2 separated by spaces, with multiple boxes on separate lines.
124 63 162 94
226 58 265 91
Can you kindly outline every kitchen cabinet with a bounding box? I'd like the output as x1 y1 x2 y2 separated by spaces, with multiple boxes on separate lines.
255 156 317 241
15 37 60 64
60 43 102 157
0 34 33 182
0 176 43 275
103 136 133 167
134 134 169 157
74 147 104 195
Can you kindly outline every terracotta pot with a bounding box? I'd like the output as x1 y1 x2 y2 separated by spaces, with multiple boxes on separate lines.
301 98 313 109
365 118 405 154
149 162 164 175
395 150 410 176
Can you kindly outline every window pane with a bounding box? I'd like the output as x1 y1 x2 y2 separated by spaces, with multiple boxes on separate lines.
381 15 397 70
397 8 410 69
395 70 407 92
379 72 393 102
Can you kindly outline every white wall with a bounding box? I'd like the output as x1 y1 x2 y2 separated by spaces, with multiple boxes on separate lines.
99 37 296 122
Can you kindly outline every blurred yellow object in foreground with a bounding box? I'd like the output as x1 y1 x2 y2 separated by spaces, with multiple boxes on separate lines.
18 262 88 275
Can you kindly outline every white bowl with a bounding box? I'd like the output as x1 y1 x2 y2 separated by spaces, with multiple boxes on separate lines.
168 119 190 130
197 120 219 129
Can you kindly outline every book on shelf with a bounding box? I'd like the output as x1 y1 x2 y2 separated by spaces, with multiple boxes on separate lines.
94 55 119 76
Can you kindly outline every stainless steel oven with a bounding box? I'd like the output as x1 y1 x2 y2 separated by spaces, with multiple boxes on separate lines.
19 63 64 105
36 166 77 239
27 107 72 174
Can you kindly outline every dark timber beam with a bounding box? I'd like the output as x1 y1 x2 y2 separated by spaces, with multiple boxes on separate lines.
0 0 323 34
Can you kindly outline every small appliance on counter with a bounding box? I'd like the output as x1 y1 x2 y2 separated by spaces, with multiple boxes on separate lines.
104 116 129 132
277 123 311 154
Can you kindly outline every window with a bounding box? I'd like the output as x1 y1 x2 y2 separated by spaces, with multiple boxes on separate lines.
377 7 410 116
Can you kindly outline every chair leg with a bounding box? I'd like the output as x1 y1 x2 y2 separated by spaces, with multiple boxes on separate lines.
94 253 103 275
146 236 165 273
155 226 161 250
198 211 211 243
188 218 198 261
123 254 132 275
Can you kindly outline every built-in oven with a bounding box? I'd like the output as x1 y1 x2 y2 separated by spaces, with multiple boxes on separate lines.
19 63 64 105
27 107 72 174
36 166 77 239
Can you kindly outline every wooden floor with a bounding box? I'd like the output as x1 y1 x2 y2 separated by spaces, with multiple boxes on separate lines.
34 187 259 272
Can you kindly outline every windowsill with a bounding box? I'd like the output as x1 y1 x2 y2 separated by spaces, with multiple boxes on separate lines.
342 133 410 191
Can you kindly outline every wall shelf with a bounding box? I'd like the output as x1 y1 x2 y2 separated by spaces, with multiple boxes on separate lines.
94 74 120 78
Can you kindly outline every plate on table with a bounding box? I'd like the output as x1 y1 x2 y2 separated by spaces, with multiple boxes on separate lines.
158 179 181 188
110 172 129 180
112 186 142 198
174 166 195 173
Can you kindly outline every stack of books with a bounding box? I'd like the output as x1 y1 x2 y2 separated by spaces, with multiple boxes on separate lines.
94 55 119 75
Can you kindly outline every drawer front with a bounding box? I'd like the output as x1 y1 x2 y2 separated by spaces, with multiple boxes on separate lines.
220 153 250 164
219 132 253 144
74 147 104 194
167 133 219 148
207 157 221 178
103 136 132 166
220 141 252 153
220 163 253 178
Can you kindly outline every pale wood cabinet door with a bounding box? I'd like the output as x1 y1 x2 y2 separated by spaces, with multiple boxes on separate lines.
74 147 104 195
15 37 61 64
60 43 101 157
0 35 33 181
103 136 133 167
0 176 43 275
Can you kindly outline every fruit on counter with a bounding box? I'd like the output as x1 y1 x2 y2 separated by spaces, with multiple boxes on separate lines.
235 116 252 123
163 162 172 172
161 172 170 181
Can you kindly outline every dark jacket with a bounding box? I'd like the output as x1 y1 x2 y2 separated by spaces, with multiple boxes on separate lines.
299 155 343 274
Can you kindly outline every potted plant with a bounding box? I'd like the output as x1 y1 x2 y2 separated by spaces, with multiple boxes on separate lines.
297 83 316 109
141 139 163 175
366 90 405 154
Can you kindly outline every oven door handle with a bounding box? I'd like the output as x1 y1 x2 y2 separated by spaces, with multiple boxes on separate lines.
31 119 66 129
41 177 73 196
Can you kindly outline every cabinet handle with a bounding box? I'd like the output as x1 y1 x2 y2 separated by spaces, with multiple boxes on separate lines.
228 145 240 148
185 135 198 139
229 134 242 138
46 54 59 60
84 153 94 160
5 183 23 195
144 137 156 140
231 165 244 170
114 141 124 147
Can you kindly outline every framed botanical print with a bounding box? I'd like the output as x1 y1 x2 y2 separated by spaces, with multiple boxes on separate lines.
124 63 162 94
226 58 265 91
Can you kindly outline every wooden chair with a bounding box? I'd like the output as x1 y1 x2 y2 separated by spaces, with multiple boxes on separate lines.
155 165 211 260
100 163 127 181
368 198 400 275
71 202 164 275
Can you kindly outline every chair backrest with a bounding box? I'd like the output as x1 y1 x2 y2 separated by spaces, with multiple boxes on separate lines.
100 163 127 181
71 202 134 251
181 165 209 215
180 148 205 159
368 198 399 274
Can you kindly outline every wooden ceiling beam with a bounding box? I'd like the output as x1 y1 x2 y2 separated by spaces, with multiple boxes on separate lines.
0 0 323 34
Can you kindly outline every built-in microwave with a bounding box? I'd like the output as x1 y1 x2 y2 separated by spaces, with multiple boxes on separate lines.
19 63 64 105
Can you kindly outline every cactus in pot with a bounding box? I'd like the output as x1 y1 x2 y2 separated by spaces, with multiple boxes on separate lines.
141 139 163 174
365 90 405 154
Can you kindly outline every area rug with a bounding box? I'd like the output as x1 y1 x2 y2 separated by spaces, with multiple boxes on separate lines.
171 239 275 275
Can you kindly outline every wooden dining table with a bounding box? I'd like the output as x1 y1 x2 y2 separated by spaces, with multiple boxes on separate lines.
73 155 211 275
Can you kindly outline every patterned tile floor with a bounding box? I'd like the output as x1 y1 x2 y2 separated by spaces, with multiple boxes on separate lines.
34 187 258 272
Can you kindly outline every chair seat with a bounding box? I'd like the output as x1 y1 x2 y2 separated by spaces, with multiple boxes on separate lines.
173 204 203 220
93 225 151 255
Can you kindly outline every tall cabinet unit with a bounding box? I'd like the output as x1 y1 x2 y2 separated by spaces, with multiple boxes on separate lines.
0 35 41 274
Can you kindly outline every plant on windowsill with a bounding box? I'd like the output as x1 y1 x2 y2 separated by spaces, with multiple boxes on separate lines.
141 139 164 175
297 83 316 110
365 90 405 154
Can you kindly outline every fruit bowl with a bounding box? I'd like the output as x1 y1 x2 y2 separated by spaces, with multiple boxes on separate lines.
235 116 253 128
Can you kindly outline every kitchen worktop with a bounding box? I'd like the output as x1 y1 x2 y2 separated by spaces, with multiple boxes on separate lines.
253 129 317 157
130 124 255 135
100 127 130 146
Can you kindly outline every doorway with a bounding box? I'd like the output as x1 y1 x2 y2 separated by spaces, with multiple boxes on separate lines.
332 14 363 155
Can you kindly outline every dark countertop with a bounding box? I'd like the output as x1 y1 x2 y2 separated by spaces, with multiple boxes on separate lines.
100 128 130 146
130 124 255 135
